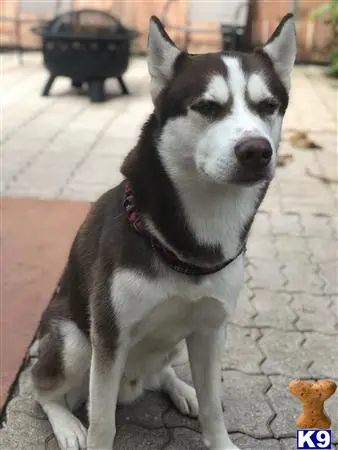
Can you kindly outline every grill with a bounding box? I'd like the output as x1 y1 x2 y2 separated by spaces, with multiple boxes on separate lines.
33 9 139 102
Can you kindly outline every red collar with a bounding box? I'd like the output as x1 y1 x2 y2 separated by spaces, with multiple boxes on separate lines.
123 181 245 276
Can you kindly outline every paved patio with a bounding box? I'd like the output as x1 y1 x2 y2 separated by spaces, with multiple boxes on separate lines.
1 52 338 450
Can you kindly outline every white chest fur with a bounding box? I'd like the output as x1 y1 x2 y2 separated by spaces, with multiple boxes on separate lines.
111 255 244 380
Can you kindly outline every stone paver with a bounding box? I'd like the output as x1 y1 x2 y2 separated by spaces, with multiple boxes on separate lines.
320 260 338 295
1 55 337 449
230 285 256 327
222 371 274 437
275 236 312 264
270 212 302 237
303 332 338 380
300 213 337 239
248 259 286 291
233 434 282 449
1 56 150 199
268 375 300 439
246 237 277 260
259 329 312 377
252 290 296 330
164 428 203 450
292 293 338 334
280 438 297 450
222 325 264 374
307 238 338 263
113 423 169 450
282 261 325 294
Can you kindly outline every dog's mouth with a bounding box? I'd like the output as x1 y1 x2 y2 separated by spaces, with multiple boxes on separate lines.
229 173 272 186
230 178 265 187
229 166 275 186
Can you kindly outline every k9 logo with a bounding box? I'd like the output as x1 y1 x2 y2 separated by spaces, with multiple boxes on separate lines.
297 429 332 449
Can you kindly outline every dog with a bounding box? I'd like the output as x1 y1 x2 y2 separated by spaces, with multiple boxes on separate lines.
30 14 296 450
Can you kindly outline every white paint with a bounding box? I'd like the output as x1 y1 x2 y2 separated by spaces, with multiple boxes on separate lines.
263 15 297 91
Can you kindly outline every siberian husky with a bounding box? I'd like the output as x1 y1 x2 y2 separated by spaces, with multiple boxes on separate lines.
31 14 296 450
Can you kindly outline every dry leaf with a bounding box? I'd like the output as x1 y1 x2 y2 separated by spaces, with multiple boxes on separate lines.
289 131 322 150
277 154 293 167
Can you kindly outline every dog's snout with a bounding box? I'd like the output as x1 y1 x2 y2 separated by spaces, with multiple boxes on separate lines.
235 138 272 170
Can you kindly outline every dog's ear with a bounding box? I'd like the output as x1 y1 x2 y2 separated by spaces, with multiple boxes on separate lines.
262 14 297 91
147 16 180 102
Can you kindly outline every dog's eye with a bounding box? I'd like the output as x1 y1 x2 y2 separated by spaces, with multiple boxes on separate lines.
255 99 279 115
190 100 224 118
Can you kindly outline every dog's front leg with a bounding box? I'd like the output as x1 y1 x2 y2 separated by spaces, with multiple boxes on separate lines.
87 335 129 450
187 326 239 450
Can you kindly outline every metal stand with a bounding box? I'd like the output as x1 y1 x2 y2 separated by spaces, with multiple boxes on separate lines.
88 80 105 102
42 75 56 96
117 76 129 95
71 80 83 89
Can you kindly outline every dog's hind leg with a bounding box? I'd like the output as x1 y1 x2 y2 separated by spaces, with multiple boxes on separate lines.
147 365 199 418
31 321 91 450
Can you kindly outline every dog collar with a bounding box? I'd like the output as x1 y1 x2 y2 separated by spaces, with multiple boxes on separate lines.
123 181 245 276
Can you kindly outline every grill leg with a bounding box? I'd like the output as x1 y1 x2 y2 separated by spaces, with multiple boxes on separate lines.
72 80 83 89
42 75 56 97
88 81 105 103
117 76 129 95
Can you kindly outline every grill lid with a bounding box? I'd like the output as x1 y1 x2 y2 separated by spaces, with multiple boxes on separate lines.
32 9 139 41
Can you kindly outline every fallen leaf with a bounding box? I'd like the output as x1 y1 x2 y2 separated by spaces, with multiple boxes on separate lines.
277 154 293 167
289 131 322 150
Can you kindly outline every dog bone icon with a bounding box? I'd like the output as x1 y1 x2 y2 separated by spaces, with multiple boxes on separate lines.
289 379 337 429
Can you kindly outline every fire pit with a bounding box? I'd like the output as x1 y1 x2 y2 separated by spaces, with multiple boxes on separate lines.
32 9 139 102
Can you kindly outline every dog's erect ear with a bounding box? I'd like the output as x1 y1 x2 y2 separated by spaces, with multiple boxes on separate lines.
263 14 297 91
147 16 180 102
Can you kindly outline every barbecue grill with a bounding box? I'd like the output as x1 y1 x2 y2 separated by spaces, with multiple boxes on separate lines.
33 9 139 102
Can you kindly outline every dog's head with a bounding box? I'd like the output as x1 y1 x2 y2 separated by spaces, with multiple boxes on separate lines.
147 15 296 186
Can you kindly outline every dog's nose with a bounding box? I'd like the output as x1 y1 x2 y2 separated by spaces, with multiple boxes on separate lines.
235 138 272 170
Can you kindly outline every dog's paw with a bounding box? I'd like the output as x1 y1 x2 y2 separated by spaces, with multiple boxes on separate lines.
87 424 115 450
217 446 240 450
169 379 199 417
208 444 240 450
204 436 240 450
54 414 87 450
215 444 240 450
